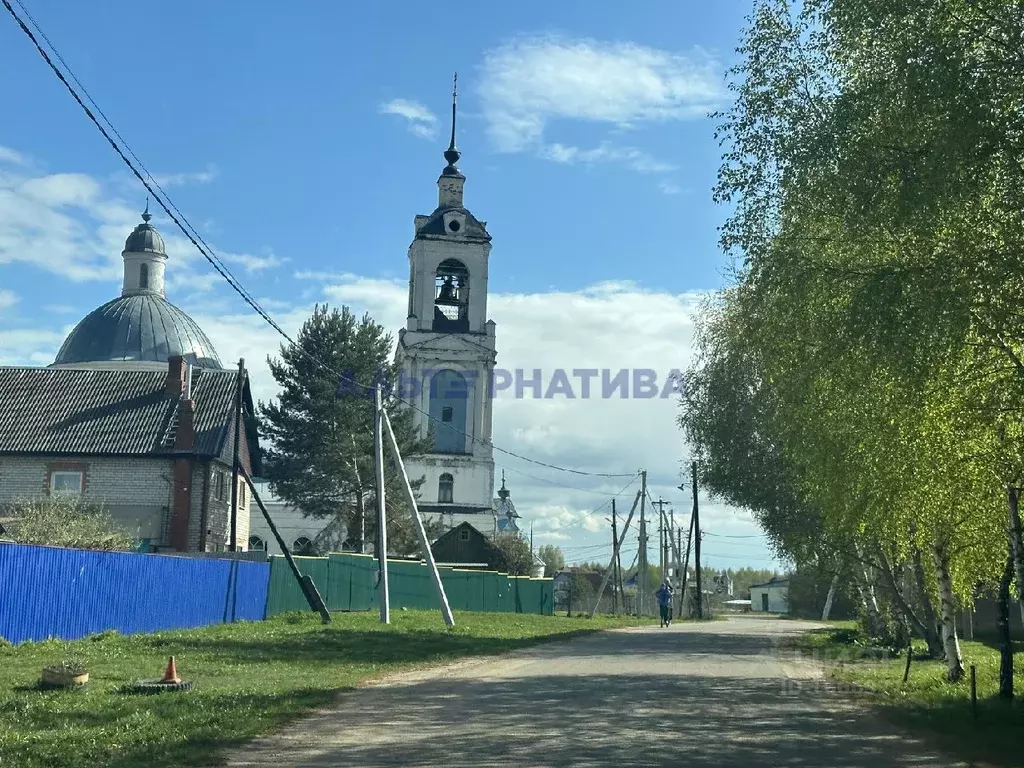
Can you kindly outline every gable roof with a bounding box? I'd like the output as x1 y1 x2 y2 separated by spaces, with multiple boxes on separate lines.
0 365 257 465
749 578 789 589
431 521 499 551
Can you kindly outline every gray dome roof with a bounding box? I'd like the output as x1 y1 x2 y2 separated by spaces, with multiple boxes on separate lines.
124 211 165 255
53 294 222 369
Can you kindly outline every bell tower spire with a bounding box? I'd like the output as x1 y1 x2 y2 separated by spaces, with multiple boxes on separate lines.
438 73 465 208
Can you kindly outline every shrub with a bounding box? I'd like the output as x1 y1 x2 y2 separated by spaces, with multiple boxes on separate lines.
2 495 138 551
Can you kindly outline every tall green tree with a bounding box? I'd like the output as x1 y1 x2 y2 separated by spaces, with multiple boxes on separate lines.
538 544 565 577
259 304 436 557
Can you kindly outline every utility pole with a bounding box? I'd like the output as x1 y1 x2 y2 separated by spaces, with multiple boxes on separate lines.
692 460 703 619
650 497 670 583
677 524 683 617
610 499 619 614
229 358 244 552
639 470 648 616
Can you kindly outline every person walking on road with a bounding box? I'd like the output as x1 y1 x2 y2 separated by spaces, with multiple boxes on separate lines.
656 582 673 627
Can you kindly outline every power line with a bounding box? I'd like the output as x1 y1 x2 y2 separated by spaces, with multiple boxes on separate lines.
2 0 634 480
703 532 762 539
542 475 640 534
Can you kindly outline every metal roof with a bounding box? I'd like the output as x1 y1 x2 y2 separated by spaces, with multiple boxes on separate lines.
53 294 222 369
0 366 239 458
123 213 166 255
415 206 491 242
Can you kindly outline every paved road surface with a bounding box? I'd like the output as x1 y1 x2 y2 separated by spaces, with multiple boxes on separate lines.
230 616 967 768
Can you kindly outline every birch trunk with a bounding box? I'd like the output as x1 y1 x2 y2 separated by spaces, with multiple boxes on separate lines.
998 549 1014 700
859 565 883 637
910 541 944 658
1008 486 1024 608
931 539 964 682
821 573 839 621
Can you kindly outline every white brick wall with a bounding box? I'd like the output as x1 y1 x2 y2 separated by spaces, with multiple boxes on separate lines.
0 455 172 543
0 455 250 551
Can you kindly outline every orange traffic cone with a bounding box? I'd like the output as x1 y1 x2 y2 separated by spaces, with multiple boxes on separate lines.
160 656 181 685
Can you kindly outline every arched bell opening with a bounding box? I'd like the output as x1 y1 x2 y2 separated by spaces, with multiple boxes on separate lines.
433 259 470 333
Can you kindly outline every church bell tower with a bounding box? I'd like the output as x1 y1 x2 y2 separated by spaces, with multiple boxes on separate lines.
395 75 498 532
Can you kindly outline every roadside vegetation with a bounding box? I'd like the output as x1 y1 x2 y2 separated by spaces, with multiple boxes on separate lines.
0 609 649 768
786 623 1024 766
680 0 1024 715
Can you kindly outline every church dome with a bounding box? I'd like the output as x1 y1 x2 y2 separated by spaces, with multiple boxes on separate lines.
53 294 222 369
123 210 165 254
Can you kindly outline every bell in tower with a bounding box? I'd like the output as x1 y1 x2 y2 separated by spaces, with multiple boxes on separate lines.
433 259 470 333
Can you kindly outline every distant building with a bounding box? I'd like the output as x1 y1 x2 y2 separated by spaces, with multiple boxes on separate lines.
247 480 352 556
750 577 790 613
430 522 503 570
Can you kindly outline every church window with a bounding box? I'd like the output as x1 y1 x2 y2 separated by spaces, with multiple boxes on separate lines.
438 473 454 503
429 369 468 453
432 259 470 333
139 263 149 290
292 536 314 555
248 535 266 551
448 219 461 232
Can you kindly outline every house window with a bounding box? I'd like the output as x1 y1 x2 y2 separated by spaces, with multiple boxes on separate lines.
50 471 83 495
214 472 225 501
459 528 470 542
292 536 314 555
239 480 247 507
438 473 454 504
248 535 266 551
441 406 453 422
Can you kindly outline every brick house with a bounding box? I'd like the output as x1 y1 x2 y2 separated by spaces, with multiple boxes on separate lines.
0 356 259 552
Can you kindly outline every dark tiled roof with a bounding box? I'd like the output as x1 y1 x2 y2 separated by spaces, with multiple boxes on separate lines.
53 294 222 369
0 366 239 458
415 206 491 242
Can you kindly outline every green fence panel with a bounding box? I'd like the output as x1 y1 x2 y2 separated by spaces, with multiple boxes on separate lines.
265 555 331 617
267 551 554 617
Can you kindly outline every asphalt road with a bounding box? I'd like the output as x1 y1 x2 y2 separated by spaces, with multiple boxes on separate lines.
230 615 967 768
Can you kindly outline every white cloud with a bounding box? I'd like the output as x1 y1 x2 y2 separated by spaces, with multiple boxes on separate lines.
0 146 28 166
478 35 723 153
380 99 438 140
152 165 219 187
0 163 284 288
221 251 287 273
659 180 682 195
540 142 675 174
0 289 17 312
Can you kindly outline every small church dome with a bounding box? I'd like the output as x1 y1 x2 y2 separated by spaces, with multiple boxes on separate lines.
52 208 222 370
53 294 222 369
123 210 165 255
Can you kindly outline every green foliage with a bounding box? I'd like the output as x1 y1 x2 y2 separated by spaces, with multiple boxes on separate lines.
0 610 650 767
1 496 137 551
491 533 534 576
258 304 432 556
537 544 565 577
682 0 1024 679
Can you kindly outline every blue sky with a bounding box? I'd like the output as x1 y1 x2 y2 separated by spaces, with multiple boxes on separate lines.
0 0 781 573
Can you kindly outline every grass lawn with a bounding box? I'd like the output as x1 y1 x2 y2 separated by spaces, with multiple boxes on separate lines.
785 623 1024 767
0 609 652 768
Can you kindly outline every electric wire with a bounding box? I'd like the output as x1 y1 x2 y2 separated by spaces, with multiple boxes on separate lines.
2 0 635 480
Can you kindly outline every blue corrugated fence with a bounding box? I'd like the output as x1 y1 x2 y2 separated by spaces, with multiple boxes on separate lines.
0 541 269 645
